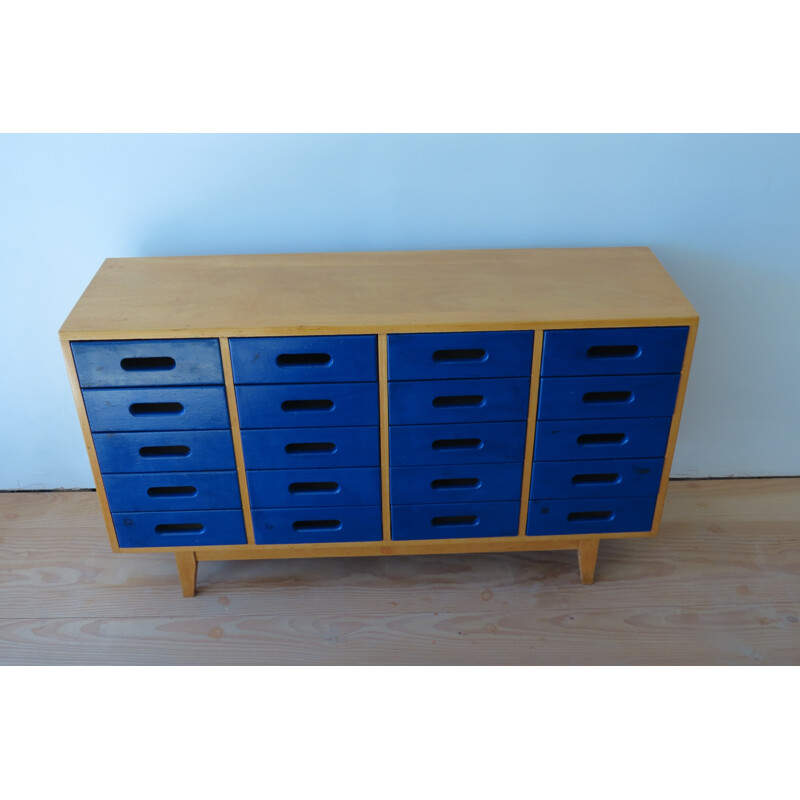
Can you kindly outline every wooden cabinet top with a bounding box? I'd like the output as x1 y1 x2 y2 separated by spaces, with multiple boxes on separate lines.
60 247 698 339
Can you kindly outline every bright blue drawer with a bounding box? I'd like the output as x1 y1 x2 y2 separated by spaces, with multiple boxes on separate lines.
389 378 529 425
530 458 664 500
72 339 223 388
537 374 681 420
247 467 381 508
83 386 230 432
104 471 241 513
388 331 533 381
534 418 672 461
391 501 519 540
242 426 379 470
527 496 657 536
391 462 523 505
389 421 527 467
93 430 236 474
236 383 378 429
252 506 382 544
541 327 688 377
113 509 247 548
229 335 377 383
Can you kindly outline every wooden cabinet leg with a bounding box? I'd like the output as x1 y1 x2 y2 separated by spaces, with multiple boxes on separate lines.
577 538 599 585
175 551 198 597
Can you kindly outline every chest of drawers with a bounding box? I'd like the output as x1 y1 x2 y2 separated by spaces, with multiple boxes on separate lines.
60 247 698 596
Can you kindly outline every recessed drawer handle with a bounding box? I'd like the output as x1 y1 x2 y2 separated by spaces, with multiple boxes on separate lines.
432 348 487 363
276 353 332 367
288 481 340 495
120 356 176 371
139 445 190 457
431 478 481 490
129 402 184 416
582 390 633 404
155 522 204 534
567 510 614 522
281 399 334 412
432 395 485 408
586 344 640 359
292 519 342 532
571 473 621 485
431 514 479 527
432 437 483 451
147 485 198 497
284 442 337 454
577 432 627 446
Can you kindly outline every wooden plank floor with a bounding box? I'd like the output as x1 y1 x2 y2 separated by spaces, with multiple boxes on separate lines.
1 479 798 665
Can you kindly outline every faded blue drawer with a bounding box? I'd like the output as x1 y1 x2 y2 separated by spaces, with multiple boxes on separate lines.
527 496 657 536
236 383 378 429
83 386 230 432
530 458 664 500
391 501 519 540
252 506 382 544
534 418 672 461
247 467 381 509
541 327 688 377
72 339 223 388
104 471 241 513
113 509 247 548
389 421 527 467
242 426 379 470
388 331 533 381
93 430 236 474
230 335 377 383
389 378 529 425
391 462 523 505
537 374 681 420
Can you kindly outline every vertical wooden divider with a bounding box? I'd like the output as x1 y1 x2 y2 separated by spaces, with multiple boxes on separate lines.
377 334 392 542
517 331 544 537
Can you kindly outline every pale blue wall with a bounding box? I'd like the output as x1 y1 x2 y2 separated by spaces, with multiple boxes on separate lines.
1 134 798 487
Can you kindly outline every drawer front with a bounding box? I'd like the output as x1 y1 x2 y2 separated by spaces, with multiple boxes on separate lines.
534 418 673 461
391 463 523 505
113 509 247 548
541 327 688 376
236 383 379 429
527 496 657 536
242 426 379 470
247 467 381 509
104 471 241 513
388 331 533 381
93 430 236 474
537 374 681 420
389 421 527 467
72 339 224 388
252 506 382 545
530 458 664 500
389 378 529 425
229 335 377 384
83 386 230 432
391 501 519 540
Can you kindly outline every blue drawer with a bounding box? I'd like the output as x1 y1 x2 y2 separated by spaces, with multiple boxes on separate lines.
104 471 241 513
113 509 247 548
541 327 688 376
83 386 230 432
236 382 378 429
391 501 519 540
527 496 657 536
389 421 527 467
388 331 533 381
534 418 672 461
93 430 236 474
389 378 529 425
537 374 681 420
242 426 379 470
247 467 381 509
252 506 382 544
391 462 523 505
229 335 377 383
530 458 664 500
72 339 223 388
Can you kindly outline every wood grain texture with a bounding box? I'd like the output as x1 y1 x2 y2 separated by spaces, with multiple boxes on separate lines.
1 480 799 664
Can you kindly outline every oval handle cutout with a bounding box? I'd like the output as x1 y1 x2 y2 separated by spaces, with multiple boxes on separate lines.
432 348 487 363
276 353 332 367
577 432 627 446
284 442 337 454
120 356 176 371
432 395 485 408
582 390 633 404
567 510 614 522
431 515 479 527
139 445 190 458
147 485 198 497
292 519 342 532
432 438 483 451
288 481 340 494
155 522 204 534
431 477 481 490
129 402 184 416
571 473 621 485
281 399 334 412
586 345 640 359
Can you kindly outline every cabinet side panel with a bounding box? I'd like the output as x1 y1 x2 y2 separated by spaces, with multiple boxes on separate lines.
378 334 392 542
517 332 543 536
